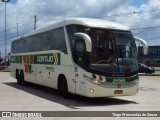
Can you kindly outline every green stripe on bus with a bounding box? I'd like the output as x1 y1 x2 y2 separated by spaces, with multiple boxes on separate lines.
28 65 32 73
57 53 61 65
10 53 61 65
105 74 138 83
10 56 22 63
27 55 30 64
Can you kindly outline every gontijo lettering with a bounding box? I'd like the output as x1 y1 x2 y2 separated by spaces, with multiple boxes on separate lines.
34 53 60 65
37 56 54 63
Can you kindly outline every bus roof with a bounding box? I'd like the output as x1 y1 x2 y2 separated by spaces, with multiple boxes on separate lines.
13 18 130 41
65 18 129 30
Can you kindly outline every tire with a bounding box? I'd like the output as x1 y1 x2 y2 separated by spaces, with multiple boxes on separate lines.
16 72 21 85
61 77 69 99
20 71 26 86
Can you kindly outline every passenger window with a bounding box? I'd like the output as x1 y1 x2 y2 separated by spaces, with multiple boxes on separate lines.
51 27 67 53
11 27 67 53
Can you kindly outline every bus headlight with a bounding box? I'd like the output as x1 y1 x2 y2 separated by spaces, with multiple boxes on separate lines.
93 80 103 84
83 74 103 85
83 74 93 81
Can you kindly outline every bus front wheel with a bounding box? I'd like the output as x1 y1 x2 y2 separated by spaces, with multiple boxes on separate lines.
58 76 69 99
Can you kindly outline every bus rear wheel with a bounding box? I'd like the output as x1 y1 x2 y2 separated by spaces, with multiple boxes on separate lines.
16 70 21 85
20 71 26 86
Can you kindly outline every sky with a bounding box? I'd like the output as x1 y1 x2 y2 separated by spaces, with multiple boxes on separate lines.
0 0 160 57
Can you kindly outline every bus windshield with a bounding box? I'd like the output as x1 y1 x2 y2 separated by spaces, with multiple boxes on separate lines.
66 25 138 75
87 29 138 74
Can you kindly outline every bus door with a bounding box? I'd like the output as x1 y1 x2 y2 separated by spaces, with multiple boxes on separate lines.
75 40 86 96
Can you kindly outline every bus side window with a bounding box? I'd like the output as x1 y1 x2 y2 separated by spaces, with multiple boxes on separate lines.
41 31 51 51
11 41 16 53
51 27 67 53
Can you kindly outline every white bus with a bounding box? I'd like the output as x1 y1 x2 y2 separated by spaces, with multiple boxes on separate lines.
10 18 148 98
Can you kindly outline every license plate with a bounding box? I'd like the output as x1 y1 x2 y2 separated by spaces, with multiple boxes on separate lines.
114 90 123 94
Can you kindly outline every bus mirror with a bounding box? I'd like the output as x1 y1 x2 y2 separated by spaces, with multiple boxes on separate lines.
134 37 148 55
74 33 92 52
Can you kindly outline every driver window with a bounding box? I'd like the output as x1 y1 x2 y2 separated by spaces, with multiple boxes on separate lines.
97 36 105 48
95 30 115 63
88 29 116 65
75 40 86 68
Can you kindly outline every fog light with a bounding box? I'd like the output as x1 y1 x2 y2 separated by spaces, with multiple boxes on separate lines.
90 88 94 93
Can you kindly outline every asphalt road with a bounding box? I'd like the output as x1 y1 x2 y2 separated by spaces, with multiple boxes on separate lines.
0 72 160 120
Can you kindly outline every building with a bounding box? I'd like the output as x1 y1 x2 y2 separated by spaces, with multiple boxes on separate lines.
138 46 160 67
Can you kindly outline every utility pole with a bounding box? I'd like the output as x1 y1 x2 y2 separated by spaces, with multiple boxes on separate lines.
1 0 11 68
34 15 38 30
